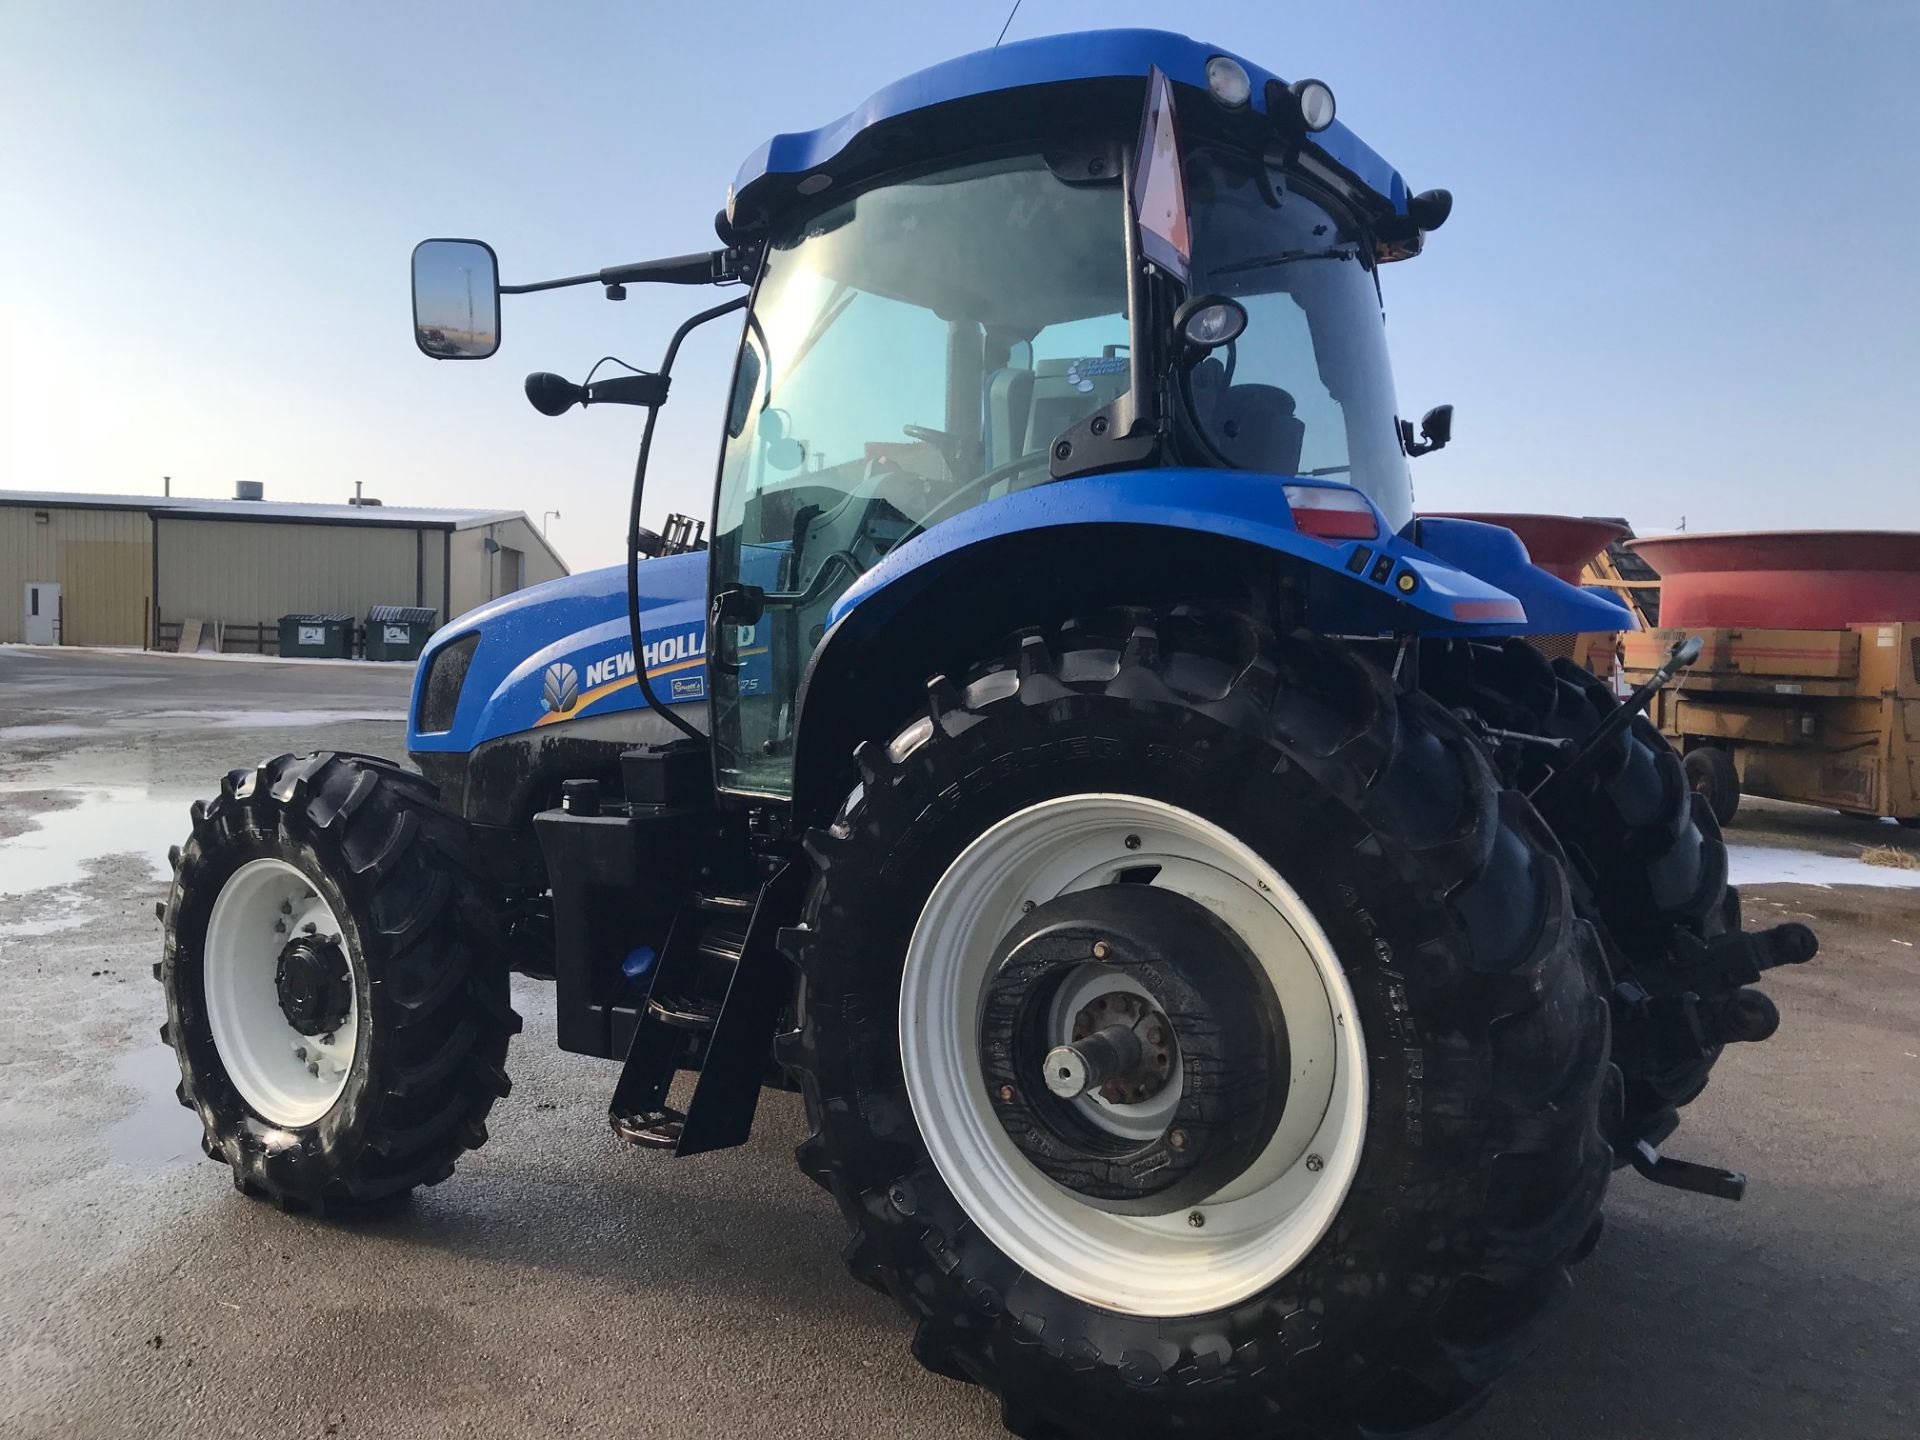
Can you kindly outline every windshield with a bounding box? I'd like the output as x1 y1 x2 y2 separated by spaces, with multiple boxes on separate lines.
711 150 1129 793
1183 148 1412 529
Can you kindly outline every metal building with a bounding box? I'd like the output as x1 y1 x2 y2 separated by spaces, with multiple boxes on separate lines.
0 488 567 649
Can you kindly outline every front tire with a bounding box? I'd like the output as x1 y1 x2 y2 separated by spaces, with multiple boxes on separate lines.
782 612 1611 1439
157 752 519 1215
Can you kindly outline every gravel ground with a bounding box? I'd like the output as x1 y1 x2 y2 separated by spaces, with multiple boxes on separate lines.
1 646 1915 1439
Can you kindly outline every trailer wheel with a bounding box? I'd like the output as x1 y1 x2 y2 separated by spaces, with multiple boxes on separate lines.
1682 746 1740 826
157 752 518 1215
783 612 1610 1439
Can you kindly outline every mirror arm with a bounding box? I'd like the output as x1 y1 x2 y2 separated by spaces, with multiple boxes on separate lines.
500 246 755 296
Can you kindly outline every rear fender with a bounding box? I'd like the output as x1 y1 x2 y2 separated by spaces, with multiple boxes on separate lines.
825 470 1634 639
791 470 1634 818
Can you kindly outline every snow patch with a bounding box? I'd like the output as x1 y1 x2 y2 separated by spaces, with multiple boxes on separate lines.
143 709 407 729
0 725 95 742
1726 843 1920 890
0 644 412 668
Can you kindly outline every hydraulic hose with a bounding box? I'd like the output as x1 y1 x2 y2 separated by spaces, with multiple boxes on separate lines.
626 293 749 744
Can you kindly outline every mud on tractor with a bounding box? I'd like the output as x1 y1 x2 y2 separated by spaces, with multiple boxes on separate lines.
156 30 1818 1438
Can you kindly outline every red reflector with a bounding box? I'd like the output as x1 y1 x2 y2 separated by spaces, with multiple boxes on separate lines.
1284 485 1379 542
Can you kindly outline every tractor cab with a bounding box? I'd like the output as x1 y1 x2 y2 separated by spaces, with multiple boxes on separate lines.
709 110 1418 793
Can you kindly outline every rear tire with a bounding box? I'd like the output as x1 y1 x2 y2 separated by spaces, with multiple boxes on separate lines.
783 611 1610 1439
1683 746 1740 827
1425 640 1739 1144
157 752 519 1215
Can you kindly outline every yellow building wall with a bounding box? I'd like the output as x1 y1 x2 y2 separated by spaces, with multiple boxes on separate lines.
155 517 439 627
0 504 152 645
447 516 569 624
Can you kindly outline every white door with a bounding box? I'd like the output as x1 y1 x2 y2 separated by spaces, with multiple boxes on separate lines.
23 582 59 645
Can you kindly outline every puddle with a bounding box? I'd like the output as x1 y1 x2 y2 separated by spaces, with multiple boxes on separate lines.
0 786 189 895
0 913 89 939
1727 843 1920 890
107 1042 201 1169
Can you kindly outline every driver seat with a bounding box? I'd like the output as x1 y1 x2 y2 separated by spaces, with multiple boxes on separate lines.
1191 360 1306 475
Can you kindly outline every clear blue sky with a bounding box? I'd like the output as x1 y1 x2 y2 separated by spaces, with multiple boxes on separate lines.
2 1 1914 569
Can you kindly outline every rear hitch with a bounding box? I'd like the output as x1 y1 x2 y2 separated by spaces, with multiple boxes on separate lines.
1533 634 1703 807
1630 1138 1747 1202
1650 920 1819 1000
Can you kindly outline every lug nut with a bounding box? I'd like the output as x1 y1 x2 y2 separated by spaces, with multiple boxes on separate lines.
1124 834 1141 850
997 1084 1015 1103
1306 1153 1325 1173
1187 1210 1205 1228
1169 1129 1187 1151
1091 940 1110 960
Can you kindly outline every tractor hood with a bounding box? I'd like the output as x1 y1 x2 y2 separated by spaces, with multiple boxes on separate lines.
408 555 711 755
727 28 1412 233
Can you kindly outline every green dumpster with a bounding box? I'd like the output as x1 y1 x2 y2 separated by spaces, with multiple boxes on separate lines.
278 613 354 659
365 605 438 662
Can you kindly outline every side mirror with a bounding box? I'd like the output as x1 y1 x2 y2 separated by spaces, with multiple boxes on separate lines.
1401 403 1453 457
412 239 501 359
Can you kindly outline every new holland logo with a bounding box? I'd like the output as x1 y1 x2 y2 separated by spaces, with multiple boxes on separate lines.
541 661 580 715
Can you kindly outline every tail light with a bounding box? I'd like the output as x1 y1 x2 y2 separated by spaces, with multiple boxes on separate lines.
1284 485 1378 541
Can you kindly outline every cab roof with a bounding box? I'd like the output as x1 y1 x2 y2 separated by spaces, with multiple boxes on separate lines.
729 28 1410 229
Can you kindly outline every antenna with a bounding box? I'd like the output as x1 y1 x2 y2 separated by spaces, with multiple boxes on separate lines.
994 0 1022 47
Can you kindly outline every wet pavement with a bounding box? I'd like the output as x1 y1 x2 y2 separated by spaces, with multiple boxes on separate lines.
1 645 1917 1439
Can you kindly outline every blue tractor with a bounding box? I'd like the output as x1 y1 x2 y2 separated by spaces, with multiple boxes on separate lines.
158 30 1817 1437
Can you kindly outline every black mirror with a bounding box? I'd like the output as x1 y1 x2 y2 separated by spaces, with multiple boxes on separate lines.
525 371 584 416
412 239 500 359
1401 403 1453 457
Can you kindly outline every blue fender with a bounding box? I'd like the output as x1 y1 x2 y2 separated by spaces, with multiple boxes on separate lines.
828 470 1636 639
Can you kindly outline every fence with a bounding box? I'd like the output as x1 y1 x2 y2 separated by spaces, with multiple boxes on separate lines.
154 619 370 658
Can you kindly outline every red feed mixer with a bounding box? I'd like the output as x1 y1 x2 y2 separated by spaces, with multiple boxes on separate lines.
1629 529 1920 629
1620 528 1920 827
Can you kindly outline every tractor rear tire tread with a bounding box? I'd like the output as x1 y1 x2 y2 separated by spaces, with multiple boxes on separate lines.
783 611 1611 1440
158 751 517 1217
1425 641 1742 1143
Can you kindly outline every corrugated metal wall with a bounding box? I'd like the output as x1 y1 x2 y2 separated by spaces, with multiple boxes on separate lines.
1 505 566 645
0 505 151 645
156 517 437 627
448 516 570 623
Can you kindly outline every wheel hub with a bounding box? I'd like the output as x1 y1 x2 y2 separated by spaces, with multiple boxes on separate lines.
979 884 1288 1215
1045 991 1176 1104
274 934 353 1036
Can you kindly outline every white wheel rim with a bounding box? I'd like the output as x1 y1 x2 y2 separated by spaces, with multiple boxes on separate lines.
203 857 360 1128
900 794 1367 1317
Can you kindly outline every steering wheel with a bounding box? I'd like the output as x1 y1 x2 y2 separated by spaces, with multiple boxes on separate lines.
897 448 1054 546
901 424 968 477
